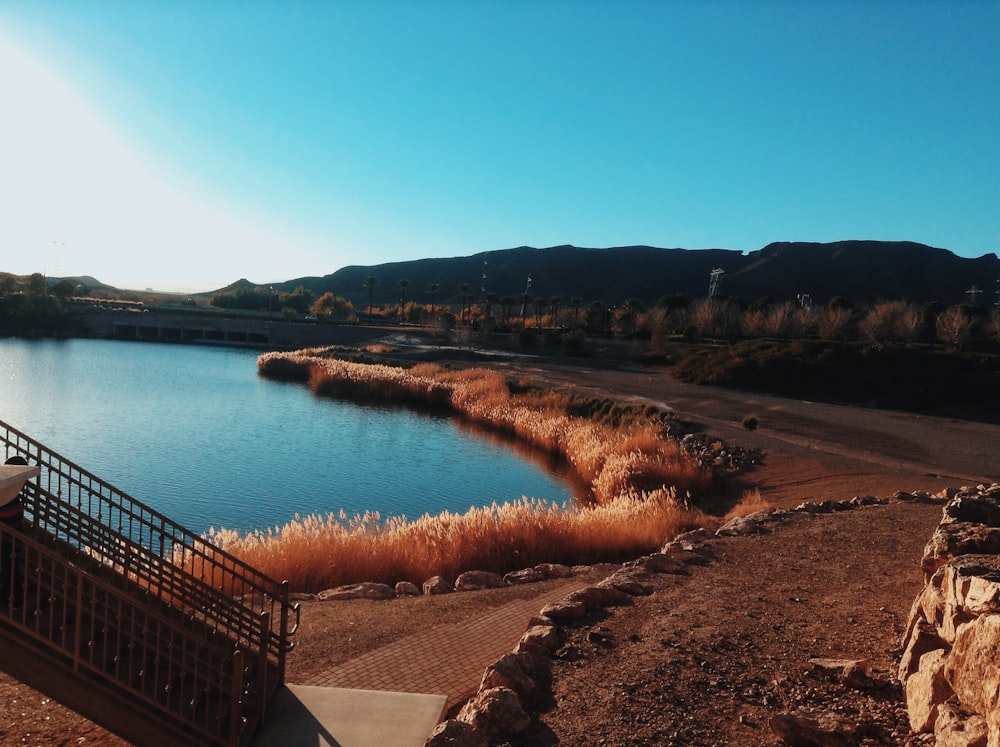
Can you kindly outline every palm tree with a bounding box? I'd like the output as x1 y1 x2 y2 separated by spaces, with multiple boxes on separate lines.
458 282 472 324
426 282 439 312
548 296 561 327
589 300 606 334
483 292 498 320
363 276 379 318
622 297 644 336
397 279 410 320
500 295 517 325
570 296 584 326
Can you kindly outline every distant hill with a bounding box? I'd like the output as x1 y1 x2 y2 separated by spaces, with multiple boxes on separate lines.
35 275 116 293
267 241 1000 309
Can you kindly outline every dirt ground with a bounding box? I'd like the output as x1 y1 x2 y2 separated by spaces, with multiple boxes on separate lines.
2 351 998 746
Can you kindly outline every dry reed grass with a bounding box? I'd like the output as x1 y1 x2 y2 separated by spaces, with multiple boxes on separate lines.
201 351 736 591
206 493 716 591
722 489 772 522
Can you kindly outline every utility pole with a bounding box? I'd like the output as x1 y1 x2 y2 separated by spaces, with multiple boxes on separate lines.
708 268 724 298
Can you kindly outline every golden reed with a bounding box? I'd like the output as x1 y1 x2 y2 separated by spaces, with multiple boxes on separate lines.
191 351 761 592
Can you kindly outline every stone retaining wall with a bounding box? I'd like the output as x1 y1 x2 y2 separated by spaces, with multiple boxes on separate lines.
900 482 1000 747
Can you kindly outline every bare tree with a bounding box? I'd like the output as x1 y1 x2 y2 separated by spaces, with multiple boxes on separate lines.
893 303 923 343
990 309 1000 343
762 302 796 338
817 305 853 341
936 306 975 349
858 302 897 345
741 308 767 338
687 299 718 338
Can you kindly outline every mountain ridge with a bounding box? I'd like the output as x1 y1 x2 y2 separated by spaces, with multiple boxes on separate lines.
267 240 999 309
20 241 997 308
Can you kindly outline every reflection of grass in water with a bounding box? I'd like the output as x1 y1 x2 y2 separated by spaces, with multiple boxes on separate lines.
451 415 592 504
199 351 757 591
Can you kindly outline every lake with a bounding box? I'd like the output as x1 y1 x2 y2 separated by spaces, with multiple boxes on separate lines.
0 338 581 534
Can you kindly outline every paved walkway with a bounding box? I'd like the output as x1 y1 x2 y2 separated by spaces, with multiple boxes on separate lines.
298 579 586 713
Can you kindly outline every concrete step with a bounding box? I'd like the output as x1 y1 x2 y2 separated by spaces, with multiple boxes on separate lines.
251 686 447 747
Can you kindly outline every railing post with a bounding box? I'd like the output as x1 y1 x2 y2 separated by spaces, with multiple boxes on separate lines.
277 580 290 680
228 648 244 747
73 566 84 674
257 611 271 711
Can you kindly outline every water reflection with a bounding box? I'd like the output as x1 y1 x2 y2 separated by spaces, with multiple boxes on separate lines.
0 339 581 533
450 416 592 505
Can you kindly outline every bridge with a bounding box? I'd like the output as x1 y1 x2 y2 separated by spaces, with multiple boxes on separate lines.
74 307 388 350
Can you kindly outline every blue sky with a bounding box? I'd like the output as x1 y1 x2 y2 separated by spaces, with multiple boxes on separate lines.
1 1 997 292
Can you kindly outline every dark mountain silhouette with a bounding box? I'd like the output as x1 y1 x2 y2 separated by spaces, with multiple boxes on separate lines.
270 241 999 309
44 275 116 293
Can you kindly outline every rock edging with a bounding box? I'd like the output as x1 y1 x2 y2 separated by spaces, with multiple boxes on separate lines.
900 482 1000 747
426 488 943 747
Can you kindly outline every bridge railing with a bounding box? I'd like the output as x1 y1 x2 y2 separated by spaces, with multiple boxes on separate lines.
0 520 251 746
0 419 299 690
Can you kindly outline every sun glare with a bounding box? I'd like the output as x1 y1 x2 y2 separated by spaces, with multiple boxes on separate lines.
0 39 324 291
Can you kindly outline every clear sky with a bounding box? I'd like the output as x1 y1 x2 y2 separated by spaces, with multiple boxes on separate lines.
1 1 997 292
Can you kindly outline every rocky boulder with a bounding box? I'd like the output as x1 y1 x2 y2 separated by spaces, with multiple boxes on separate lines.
423 575 454 595
769 710 859 746
395 580 421 596
898 483 1000 742
456 686 532 737
479 653 536 700
454 570 505 592
424 719 489 747
503 567 545 585
316 582 395 601
538 598 587 621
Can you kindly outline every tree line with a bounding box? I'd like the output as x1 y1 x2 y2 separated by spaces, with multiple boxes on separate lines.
5 267 1000 353
291 270 1000 352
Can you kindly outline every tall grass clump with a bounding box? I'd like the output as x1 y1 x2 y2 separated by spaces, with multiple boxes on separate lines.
207 351 721 591
721 489 772 522
203 492 716 591
259 352 713 502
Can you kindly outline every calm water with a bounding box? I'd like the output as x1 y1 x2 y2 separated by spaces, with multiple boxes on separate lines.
0 338 580 534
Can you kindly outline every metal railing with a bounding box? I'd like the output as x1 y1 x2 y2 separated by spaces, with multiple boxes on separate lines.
1 522 249 746
0 418 300 744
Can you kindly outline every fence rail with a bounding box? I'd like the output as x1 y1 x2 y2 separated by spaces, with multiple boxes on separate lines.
0 418 299 745
1 522 248 745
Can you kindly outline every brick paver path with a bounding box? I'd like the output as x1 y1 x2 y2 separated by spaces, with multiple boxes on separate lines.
299 580 584 712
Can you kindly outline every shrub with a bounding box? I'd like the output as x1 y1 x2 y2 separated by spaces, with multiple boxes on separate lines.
722 489 771 522
741 414 759 431
564 328 588 355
